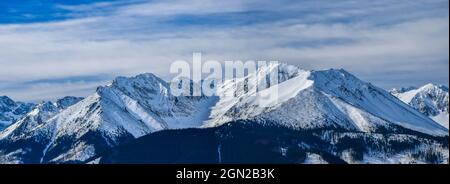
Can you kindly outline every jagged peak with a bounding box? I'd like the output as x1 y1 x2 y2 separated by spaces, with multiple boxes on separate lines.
391 83 448 97
310 68 371 93
28 101 58 115
113 73 167 86
0 95 13 101
108 73 169 94
390 86 417 94
313 68 359 81
0 96 15 107
93 73 172 100
419 83 449 92
56 96 84 109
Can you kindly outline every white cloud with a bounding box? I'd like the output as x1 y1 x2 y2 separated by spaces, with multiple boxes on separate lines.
0 0 448 101
117 0 251 16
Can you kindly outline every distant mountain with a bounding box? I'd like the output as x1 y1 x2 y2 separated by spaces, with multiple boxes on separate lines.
0 64 448 164
56 96 84 110
391 84 449 129
0 96 82 131
0 74 210 163
0 96 35 131
0 96 83 141
0 96 83 163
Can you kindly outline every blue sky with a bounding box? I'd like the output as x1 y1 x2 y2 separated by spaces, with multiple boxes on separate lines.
0 0 448 102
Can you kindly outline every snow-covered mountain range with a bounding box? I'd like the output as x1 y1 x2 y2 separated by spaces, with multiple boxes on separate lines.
0 64 448 164
0 96 35 131
391 84 449 129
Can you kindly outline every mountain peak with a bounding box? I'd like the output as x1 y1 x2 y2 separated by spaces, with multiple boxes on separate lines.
391 83 449 129
422 83 437 88
310 68 371 98
0 95 12 100
390 86 417 94
35 101 58 112
420 83 448 92
0 100 59 140
0 96 35 130
113 73 167 85
109 73 170 96
313 68 359 82
56 96 84 109
0 96 15 107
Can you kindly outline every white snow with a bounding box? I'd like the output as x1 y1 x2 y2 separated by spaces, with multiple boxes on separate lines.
218 144 222 163
303 153 328 164
431 113 449 129
0 149 27 164
0 120 20 139
49 142 96 163
396 88 420 103
87 157 102 164
330 97 390 132
252 70 313 109
164 97 219 129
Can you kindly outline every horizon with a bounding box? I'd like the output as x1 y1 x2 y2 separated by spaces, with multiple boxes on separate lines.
0 0 449 102
1 66 448 103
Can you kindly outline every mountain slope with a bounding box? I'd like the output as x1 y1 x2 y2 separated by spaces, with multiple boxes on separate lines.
391 84 449 129
0 96 35 131
100 120 449 164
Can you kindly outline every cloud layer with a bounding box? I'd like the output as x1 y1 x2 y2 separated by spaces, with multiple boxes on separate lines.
0 0 448 102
